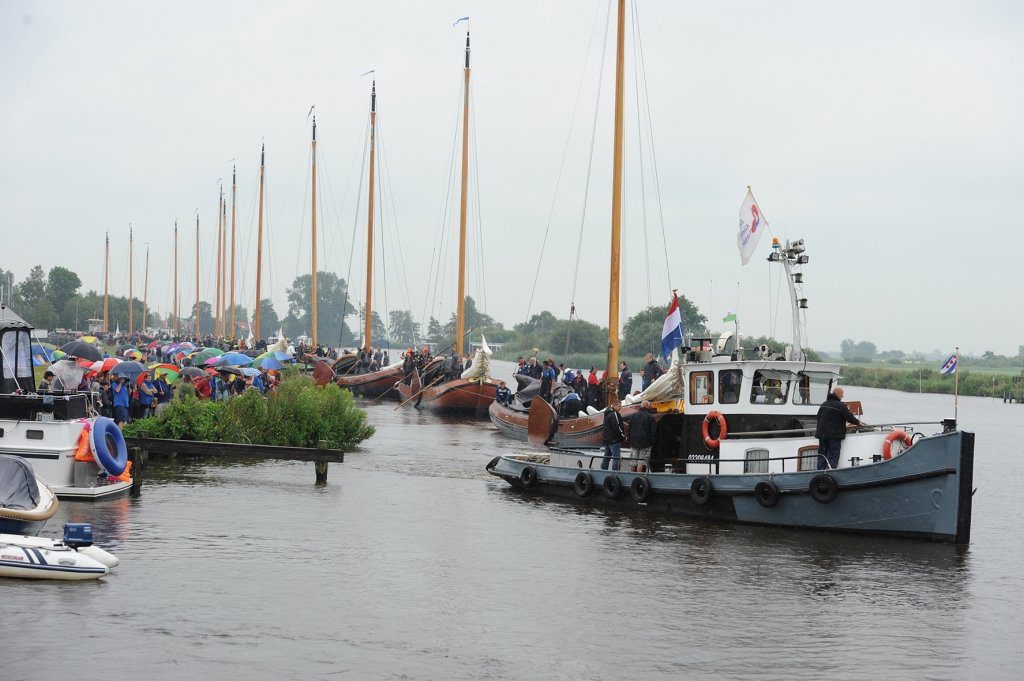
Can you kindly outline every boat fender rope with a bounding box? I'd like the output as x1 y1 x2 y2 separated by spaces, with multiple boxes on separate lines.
883 430 913 460
89 417 128 477
702 411 727 449
574 472 593 497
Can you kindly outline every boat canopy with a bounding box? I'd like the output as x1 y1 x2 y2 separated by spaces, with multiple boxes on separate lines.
0 305 34 394
0 454 41 510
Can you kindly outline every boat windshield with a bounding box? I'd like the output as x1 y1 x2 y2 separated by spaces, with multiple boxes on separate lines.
750 369 794 405
794 371 836 405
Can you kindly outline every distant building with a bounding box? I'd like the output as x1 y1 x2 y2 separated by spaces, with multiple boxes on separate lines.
86 318 104 334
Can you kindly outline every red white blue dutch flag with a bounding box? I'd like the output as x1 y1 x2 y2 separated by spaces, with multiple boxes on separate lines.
939 353 958 375
661 292 684 362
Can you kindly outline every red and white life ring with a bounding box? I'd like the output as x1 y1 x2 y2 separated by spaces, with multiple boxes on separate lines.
702 410 728 449
882 430 913 460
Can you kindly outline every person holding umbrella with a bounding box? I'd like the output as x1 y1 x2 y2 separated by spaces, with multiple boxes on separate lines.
111 374 131 428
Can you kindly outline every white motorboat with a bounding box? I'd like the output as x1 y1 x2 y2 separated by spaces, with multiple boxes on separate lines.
0 523 119 580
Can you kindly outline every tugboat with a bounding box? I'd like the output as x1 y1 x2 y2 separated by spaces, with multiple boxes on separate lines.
0 305 133 499
487 240 975 544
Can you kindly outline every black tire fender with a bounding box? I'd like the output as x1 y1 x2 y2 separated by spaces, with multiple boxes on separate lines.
520 465 537 489
603 474 622 499
809 473 839 503
690 476 714 506
574 471 594 498
630 476 651 503
754 479 781 508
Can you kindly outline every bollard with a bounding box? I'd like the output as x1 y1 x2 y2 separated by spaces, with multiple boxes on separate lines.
315 440 329 484
129 447 145 498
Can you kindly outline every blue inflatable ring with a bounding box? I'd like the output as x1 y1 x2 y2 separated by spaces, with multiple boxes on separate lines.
89 417 128 476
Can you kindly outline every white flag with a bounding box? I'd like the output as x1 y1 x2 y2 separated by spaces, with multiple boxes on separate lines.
737 189 766 266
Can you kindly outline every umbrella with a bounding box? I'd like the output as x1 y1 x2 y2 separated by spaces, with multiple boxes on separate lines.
180 366 206 379
51 350 66 360
124 349 144 360
218 366 243 376
240 367 261 377
90 358 122 373
80 335 98 344
204 356 224 366
219 352 253 366
146 340 161 350
256 350 292 362
256 357 285 370
60 340 102 361
200 347 225 357
110 360 149 379
151 364 180 384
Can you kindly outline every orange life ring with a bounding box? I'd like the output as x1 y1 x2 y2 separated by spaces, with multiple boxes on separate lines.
883 430 913 460
702 410 728 449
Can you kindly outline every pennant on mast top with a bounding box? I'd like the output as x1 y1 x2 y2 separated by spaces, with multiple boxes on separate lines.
737 188 766 266
453 16 469 26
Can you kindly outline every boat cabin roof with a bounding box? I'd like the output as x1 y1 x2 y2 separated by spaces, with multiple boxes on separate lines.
679 358 841 415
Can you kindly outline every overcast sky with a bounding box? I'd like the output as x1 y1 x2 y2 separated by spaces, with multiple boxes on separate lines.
2 1 1021 355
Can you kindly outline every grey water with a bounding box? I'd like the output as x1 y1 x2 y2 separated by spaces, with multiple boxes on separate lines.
3 366 1023 680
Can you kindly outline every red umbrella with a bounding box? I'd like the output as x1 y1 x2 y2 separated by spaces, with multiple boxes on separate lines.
90 358 121 373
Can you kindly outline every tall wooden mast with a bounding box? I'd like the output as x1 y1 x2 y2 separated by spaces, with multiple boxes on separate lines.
173 221 179 335
364 82 377 352
606 0 626 400
103 231 109 332
229 164 237 338
455 30 471 356
195 213 201 337
128 223 134 335
221 189 227 336
143 244 149 330
254 145 265 340
215 186 224 337
310 116 319 347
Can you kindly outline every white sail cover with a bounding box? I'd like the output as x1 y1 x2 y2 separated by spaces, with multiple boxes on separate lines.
624 348 685 404
460 336 492 382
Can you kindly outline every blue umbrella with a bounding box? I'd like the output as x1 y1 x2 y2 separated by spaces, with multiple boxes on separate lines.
240 367 261 377
257 357 285 370
218 352 253 367
110 360 149 379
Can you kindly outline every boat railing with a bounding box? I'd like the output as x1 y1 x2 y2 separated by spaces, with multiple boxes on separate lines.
727 420 951 439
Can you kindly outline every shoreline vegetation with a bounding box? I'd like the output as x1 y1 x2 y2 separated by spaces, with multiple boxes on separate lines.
842 365 1023 399
124 373 375 449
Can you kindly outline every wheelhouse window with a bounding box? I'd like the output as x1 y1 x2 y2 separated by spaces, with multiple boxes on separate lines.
744 448 769 474
794 371 836 405
750 370 792 405
689 371 714 405
718 369 742 404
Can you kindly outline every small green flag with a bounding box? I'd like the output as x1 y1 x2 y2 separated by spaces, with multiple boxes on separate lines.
722 311 737 323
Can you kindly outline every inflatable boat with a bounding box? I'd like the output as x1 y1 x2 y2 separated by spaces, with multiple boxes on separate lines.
0 523 119 580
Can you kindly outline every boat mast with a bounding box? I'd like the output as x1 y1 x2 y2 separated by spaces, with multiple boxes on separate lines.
143 244 149 330
254 145 265 341
173 221 179 335
103 231 109 332
310 116 319 347
364 82 377 353
215 185 224 337
128 223 134 335
195 213 201 337
606 0 626 400
455 30 471 357
221 189 227 337
230 164 237 338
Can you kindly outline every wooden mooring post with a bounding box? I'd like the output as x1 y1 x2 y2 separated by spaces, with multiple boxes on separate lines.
124 437 345 488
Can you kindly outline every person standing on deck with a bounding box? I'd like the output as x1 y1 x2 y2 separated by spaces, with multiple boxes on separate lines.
539 360 556 403
600 401 625 471
642 353 665 391
814 387 863 470
628 401 656 472
617 362 632 401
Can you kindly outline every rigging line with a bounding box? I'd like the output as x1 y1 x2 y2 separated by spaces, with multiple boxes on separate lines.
469 88 486 315
524 0 606 322
376 117 414 315
341 118 371 347
630 0 651 311
568 0 613 311
632 0 672 295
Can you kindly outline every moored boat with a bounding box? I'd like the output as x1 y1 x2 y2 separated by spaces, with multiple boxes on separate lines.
0 523 119 580
0 455 59 536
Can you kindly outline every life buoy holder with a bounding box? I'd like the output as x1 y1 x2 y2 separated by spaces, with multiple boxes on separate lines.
89 417 128 477
702 411 728 449
883 430 913 460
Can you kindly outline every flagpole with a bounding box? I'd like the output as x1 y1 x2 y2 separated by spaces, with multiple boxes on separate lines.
954 345 959 422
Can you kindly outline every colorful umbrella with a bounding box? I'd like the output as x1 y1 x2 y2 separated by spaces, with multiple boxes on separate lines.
203 356 223 366
51 349 66 360
240 367 261 377
150 364 180 384
90 358 122 373
256 357 285 370
80 335 98 344
110 360 148 379
218 352 253 366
